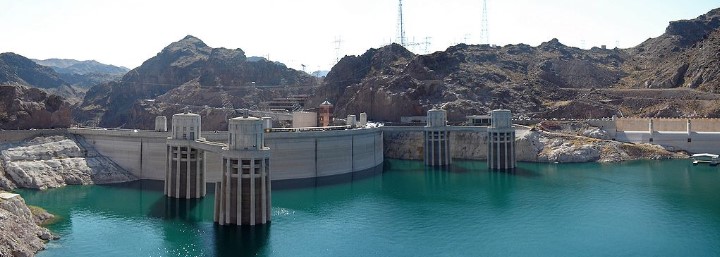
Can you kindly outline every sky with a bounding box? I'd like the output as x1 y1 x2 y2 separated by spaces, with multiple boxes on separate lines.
0 0 718 72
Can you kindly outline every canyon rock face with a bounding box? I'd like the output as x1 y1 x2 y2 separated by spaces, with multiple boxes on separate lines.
0 192 55 257
383 130 424 160
0 135 136 190
0 84 72 130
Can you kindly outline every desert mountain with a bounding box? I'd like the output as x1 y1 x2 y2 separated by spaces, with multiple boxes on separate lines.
33 58 129 75
0 53 122 104
33 58 129 89
0 53 66 89
78 35 318 129
309 7 720 121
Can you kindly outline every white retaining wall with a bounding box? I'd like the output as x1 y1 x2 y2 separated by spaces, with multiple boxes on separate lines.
616 131 720 154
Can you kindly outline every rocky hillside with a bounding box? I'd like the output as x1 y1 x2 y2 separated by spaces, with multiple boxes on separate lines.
0 53 66 89
0 84 72 130
310 7 720 121
78 35 318 129
0 52 94 105
0 52 75 130
33 58 129 89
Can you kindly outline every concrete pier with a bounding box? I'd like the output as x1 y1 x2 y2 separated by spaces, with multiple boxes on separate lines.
214 116 271 226
165 113 206 199
487 110 515 170
424 109 451 166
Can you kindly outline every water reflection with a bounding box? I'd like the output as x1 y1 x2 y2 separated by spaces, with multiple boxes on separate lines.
212 224 270 257
144 197 206 221
424 166 450 190
486 170 516 207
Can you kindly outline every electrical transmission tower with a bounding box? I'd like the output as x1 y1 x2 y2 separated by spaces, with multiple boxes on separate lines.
334 36 343 64
480 0 489 44
397 0 407 46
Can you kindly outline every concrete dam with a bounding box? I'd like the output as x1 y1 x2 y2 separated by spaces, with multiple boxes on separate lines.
67 124 384 188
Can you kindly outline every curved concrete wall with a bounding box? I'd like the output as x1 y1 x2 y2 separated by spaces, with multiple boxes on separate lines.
266 129 383 182
70 129 168 180
68 128 384 184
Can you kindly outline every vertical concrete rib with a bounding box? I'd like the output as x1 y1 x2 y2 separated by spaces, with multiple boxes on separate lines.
236 159 242 225
175 147 181 197
225 158 231 225
261 159 267 224
164 146 169 195
186 149 191 199
250 158 256 226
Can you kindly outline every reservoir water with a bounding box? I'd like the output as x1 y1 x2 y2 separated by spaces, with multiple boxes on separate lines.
19 159 720 257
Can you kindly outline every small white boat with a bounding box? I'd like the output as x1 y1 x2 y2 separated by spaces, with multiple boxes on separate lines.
691 153 719 166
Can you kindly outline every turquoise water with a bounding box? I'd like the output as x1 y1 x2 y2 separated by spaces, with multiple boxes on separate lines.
19 159 720 257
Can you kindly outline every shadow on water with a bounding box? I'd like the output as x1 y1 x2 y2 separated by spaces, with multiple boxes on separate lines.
485 169 516 207
100 179 165 192
147 197 205 221
103 180 207 221
211 224 270 257
272 163 383 191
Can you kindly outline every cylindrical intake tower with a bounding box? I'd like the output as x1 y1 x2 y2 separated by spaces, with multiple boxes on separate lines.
165 112 206 198
214 117 271 226
487 110 515 170
424 109 451 166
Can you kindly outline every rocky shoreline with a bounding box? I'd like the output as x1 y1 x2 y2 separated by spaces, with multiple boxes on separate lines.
0 135 137 191
384 127 686 163
515 129 686 163
0 191 57 257
0 135 138 256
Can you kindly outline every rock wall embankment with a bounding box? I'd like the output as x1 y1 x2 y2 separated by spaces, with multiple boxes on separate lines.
0 192 56 257
0 135 137 190
384 128 684 163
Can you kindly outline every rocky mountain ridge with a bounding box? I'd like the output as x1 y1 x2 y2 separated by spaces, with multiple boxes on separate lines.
1 53 129 106
32 58 129 76
33 58 129 90
0 53 66 89
78 35 318 130
309 7 720 122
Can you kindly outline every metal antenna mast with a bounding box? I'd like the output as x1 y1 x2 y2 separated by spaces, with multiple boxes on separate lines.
397 0 407 46
480 0 489 44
